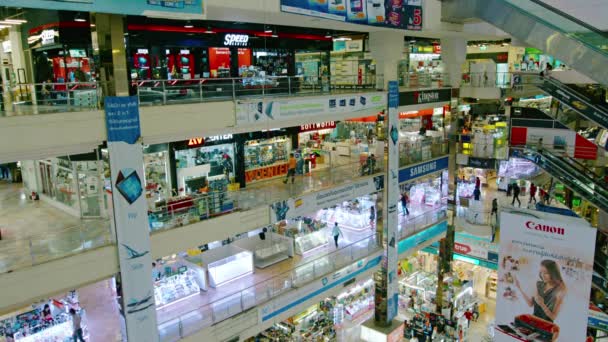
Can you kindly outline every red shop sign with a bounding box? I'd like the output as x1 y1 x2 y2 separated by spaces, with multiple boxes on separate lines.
300 121 336 133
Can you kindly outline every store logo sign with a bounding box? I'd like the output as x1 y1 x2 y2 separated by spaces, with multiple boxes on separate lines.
41 29 56 45
224 34 249 47
414 91 440 104
525 221 565 235
187 134 233 147
300 121 336 132
409 160 436 178
454 242 472 255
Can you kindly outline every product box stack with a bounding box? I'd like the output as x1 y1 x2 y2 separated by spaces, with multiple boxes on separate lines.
472 133 494 159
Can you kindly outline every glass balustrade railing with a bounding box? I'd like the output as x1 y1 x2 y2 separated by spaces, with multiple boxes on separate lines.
399 140 449 168
0 220 114 274
156 233 382 341
398 206 448 241
0 160 385 273
502 0 608 56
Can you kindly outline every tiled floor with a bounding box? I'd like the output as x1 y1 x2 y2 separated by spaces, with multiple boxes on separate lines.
79 279 125 342
0 181 111 273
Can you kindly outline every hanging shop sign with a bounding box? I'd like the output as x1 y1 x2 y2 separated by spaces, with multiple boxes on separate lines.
398 88 452 106
236 92 386 126
398 156 448 183
397 221 447 255
223 34 249 47
269 175 384 223
14 0 205 18
280 0 422 31
104 96 158 342
40 29 57 45
299 121 336 133
495 211 596 342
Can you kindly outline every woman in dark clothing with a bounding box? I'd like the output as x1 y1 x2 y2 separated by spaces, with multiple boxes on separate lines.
514 259 566 322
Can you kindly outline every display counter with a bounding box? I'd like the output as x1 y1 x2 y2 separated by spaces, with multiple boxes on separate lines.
199 245 254 288
0 292 87 342
154 258 206 309
315 196 376 232
233 232 294 269
273 217 330 255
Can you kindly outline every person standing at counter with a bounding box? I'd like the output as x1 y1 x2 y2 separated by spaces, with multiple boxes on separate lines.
283 153 297 185
332 222 343 248
401 192 410 216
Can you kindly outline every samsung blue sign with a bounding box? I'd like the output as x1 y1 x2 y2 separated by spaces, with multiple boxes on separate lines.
398 221 447 255
399 156 449 183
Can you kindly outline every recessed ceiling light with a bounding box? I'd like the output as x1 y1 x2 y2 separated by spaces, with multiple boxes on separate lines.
204 26 214 34
184 20 193 28
264 25 273 33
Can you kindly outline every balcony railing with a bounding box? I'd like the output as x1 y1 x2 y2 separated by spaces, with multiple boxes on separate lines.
149 160 385 233
134 74 384 106
0 220 114 273
398 206 448 241
156 233 381 341
461 72 544 89
399 140 449 168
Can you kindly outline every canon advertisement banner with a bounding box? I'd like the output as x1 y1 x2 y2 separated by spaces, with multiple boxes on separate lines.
280 0 422 31
496 211 596 342
105 97 158 342
236 92 386 126
270 175 384 223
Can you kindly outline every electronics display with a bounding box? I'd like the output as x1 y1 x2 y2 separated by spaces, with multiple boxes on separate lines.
295 230 328 255
254 241 290 268
154 268 201 308
315 196 376 232
115 169 143 205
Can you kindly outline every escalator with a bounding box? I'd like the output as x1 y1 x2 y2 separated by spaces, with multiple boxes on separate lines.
537 77 608 130
442 0 608 85
512 147 608 213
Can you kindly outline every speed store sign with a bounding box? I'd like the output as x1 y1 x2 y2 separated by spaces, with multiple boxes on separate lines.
224 34 249 47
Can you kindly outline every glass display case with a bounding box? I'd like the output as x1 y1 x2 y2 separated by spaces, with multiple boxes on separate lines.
154 267 203 309
315 196 376 231
244 137 291 171
295 230 329 255
207 249 254 288
254 241 290 269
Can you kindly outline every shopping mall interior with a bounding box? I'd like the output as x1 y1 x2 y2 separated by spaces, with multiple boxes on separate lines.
0 0 607 341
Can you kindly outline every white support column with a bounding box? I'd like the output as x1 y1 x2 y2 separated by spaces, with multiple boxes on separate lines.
9 26 27 83
369 31 405 89
440 36 467 88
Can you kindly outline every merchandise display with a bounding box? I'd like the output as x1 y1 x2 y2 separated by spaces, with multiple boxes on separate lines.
403 176 445 208
244 136 292 182
0 292 87 342
332 279 375 325
144 146 171 206
199 245 254 288
153 257 206 309
315 196 377 232
497 158 541 191
175 143 235 190
233 232 294 268
273 217 330 255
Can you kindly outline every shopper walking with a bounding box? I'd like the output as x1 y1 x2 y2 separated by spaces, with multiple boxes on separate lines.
332 222 343 248
464 309 473 328
529 183 537 204
491 198 498 217
283 153 297 184
401 192 409 216
473 303 480 322
475 176 481 190
70 308 85 342
473 187 481 201
369 206 376 231
511 183 521 207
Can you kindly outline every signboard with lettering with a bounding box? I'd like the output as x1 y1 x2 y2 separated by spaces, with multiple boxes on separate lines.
224 34 249 47
398 156 449 183
185 134 234 148
467 157 496 169
299 121 336 133
399 88 452 106
246 163 290 183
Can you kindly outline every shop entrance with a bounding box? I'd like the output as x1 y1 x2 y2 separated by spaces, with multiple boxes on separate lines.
38 161 54 198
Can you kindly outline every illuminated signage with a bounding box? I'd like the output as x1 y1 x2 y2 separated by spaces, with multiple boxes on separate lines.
137 49 149 54
299 121 336 132
179 49 190 55
186 134 233 147
41 29 56 45
224 34 249 47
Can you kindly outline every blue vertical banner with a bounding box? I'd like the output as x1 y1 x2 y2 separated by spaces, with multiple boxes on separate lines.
386 80 400 322
105 96 159 342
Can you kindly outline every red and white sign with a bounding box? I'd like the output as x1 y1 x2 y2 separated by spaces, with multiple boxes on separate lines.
495 211 596 342
299 121 336 133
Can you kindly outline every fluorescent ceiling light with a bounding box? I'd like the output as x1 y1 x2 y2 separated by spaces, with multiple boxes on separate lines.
0 21 18 25
204 26 214 33
5 19 27 24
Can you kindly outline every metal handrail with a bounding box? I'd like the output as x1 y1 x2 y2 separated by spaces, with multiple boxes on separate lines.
156 233 381 339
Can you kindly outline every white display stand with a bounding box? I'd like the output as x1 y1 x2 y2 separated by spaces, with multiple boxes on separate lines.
199 245 254 288
233 233 294 269
466 200 488 225
294 229 329 255
154 258 206 309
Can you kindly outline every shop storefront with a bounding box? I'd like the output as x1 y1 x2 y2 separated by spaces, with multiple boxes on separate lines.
0 291 87 342
241 130 296 184
399 106 449 167
126 19 333 83
29 155 105 218
399 170 448 217
330 37 376 89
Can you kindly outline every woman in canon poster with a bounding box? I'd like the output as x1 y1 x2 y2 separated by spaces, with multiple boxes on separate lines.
514 260 566 324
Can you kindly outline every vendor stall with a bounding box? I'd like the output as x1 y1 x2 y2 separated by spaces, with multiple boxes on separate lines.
273 217 330 256
153 257 206 309
233 232 293 269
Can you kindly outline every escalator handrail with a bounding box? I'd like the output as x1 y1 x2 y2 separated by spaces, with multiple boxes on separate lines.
527 0 608 40
544 77 608 113
539 148 607 187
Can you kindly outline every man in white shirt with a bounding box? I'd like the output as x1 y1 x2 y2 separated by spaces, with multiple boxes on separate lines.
332 222 343 248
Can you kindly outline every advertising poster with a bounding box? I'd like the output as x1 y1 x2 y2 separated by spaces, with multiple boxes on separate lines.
105 97 159 342
509 126 597 160
386 80 400 322
236 92 386 126
280 0 423 31
495 211 596 342
270 175 384 223
7 0 205 18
